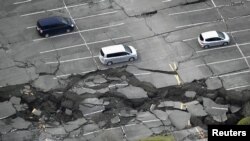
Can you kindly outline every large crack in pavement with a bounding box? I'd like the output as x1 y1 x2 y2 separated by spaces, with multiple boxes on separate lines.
0 66 249 140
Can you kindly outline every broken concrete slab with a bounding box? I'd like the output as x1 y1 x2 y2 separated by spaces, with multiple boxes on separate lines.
119 109 137 117
0 120 12 134
230 105 241 113
79 105 104 116
169 110 191 130
11 117 31 129
185 91 196 98
65 109 72 115
117 85 148 99
213 113 228 122
9 96 21 105
172 126 206 141
96 87 109 93
205 78 222 90
187 104 207 117
14 104 28 111
82 123 99 134
203 98 228 117
82 98 103 105
45 126 67 135
63 118 87 132
1 131 35 141
72 87 96 95
111 116 120 124
158 101 174 108
93 75 107 84
124 124 153 141
152 110 168 121
136 111 158 121
32 75 60 92
0 101 16 119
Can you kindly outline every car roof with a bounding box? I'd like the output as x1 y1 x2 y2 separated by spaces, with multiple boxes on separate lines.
101 45 126 54
38 16 65 26
201 31 219 39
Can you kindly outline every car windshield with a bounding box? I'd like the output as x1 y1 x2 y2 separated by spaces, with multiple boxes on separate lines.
58 17 68 24
123 45 132 53
199 34 204 41
217 31 225 39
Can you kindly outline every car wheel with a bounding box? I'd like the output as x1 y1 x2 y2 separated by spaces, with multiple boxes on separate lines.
204 45 209 49
66 29 71 33
45 34 49 38
129 57 135 62
107 61 113 66
223 42 228 46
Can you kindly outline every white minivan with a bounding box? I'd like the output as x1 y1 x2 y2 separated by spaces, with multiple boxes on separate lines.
99 44 137 65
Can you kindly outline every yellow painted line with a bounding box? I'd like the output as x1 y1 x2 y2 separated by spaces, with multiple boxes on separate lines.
169 63 181 85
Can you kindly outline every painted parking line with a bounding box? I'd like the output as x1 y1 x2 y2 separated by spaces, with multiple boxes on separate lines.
45 55 98 64
33 23 125 42
53 70 96 79
226 84 250 90
20 0 105 17
162 0 172 2
13 0 31 5
169 7 214 16
74 11 118 20
169 63 181 85
175 20 219 28
195 57 245 67
39 36 131 54
210 70 250 79
133 72 151 76
26 11 118 29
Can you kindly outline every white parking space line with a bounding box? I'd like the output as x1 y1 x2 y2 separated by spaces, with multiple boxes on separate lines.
134 72 151 76
169 7 214 16
21 10 46 17
54 70 96 79
40 43 85 54
33 23 125 42
13 0 31 5
182 37 196 42
74 11 118 20
162 0 172 2
231 28 250 34
39 36 131 54
26 26 36 29
20 0 105 17
175 20 218 28
86 36 132 45
196 44 236 53
45 55 98 64
226 85 250 90
210 70 250 78
26 11 118 29
195 57 245 67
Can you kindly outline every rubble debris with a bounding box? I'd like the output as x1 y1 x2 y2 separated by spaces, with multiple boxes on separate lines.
205 78 223 90
65 109 72 116
45 126 67 135
0 101 16 119
11 117 31 129
1 131 35 141
230 105 241 113
9 96 21 105
72 87 96 95
32 108 42 116
63 118 87 132
111 116 120 124
0 120 12 134
187 103 207 117
185 91 196 98
93 75 107 84
117 85 148 99
169 110 191 130
203 98 228 121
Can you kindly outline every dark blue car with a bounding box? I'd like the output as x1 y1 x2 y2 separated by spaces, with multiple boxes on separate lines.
36 16 75 37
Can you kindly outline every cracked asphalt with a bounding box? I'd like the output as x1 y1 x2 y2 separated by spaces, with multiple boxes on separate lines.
0 0 250 140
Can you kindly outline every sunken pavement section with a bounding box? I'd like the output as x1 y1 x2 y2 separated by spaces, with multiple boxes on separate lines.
1 66 250 141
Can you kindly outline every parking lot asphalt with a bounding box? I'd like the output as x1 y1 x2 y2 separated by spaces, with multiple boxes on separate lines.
0 0 250 91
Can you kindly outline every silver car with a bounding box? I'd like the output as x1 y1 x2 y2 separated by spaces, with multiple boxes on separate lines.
198 31 230 48
99 44 137 65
